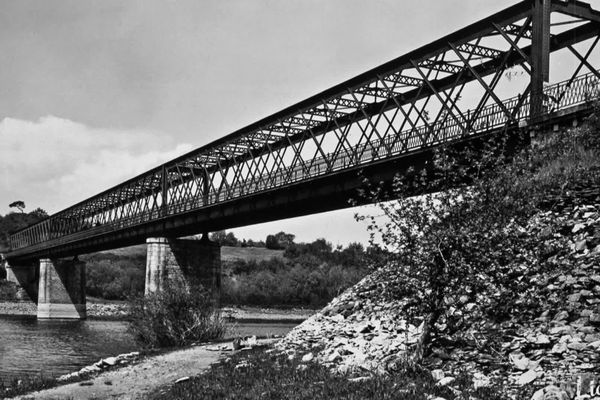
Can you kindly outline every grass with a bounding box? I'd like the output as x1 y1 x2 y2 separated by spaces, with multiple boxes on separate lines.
221 246 284 263
148 346 513 400
0 373 57 399
94 243 284 263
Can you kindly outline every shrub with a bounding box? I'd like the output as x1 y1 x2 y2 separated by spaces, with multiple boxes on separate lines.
358 123 600 361
0 280 17 300
128 282 226 348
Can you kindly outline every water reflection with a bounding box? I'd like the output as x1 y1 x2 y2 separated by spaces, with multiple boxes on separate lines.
0 316 137 381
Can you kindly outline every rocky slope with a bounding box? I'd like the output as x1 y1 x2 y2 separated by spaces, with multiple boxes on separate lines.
276 198 600 396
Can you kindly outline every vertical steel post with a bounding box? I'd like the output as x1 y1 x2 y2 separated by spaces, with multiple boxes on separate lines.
161 165 168 217
202 172 209 206
201 170 209 237
530 0 551 121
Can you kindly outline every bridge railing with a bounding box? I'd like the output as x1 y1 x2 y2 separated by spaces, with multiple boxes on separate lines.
8 71 600 254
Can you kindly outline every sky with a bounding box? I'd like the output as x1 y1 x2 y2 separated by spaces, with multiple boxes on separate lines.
0 0 521 246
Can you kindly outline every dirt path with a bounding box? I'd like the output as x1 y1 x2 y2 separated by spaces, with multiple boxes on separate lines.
13 343 233 400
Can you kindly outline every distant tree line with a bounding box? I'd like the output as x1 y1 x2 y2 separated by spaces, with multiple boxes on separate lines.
209 230 266 248
0 201 48 252
221 238 385 308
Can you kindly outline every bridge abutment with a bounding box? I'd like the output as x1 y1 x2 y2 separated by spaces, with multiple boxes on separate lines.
145 237 221 303
4 261 38 302
37 258 86 319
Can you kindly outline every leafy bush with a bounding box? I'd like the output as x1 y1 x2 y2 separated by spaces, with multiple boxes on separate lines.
0 281 17 300
128 282 226 348
359 120 600 361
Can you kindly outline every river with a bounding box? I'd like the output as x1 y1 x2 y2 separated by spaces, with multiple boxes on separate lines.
0 315 298 383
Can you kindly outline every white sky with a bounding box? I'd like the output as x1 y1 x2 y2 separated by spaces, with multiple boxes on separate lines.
0 0 541 246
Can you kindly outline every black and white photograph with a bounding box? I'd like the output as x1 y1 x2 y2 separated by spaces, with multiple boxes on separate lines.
1 0 599 398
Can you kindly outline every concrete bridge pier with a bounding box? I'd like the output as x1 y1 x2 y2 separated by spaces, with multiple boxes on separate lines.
3 260 38 302
145 237 221 304
37 258 86 319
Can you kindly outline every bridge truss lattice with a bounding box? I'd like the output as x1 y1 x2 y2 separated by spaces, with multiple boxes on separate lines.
8 0 600 259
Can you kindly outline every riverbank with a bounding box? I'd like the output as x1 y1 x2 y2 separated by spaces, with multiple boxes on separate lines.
0 300 129 320
8 339 277 400
0 300 316 321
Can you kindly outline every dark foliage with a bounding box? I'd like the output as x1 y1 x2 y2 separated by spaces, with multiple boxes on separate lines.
82 253 146 300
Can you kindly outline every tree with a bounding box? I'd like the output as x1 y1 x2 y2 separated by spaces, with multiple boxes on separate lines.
224 232 240 247
210 230 227 244
209 230 239 246
334 242 366 267
29 208 48 219
357 129 586 363
265 232 295 250
9 201 25 213
265 234 281 250
274 232 295 248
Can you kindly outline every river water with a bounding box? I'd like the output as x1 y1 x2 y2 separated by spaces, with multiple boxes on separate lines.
0 315 297 383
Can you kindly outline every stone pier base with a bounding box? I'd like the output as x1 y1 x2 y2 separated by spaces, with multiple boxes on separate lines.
4 261 38 302
37 258 86 319
145 237 221 303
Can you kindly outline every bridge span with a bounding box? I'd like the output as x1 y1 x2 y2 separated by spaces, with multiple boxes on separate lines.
3 0 600 318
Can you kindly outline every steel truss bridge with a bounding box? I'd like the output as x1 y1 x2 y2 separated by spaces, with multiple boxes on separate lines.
7 0 600 261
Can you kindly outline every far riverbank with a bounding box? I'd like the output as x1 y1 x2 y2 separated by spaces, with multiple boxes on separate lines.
0 300 316 322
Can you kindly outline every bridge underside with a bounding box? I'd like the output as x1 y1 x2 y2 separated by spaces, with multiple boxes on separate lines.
5 0 600 262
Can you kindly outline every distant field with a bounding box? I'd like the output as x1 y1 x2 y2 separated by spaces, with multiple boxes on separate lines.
96 244 284 262
96 244 146 258
221 246 284 262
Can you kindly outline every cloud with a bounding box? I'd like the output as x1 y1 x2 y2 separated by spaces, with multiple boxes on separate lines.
0 116 193 215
